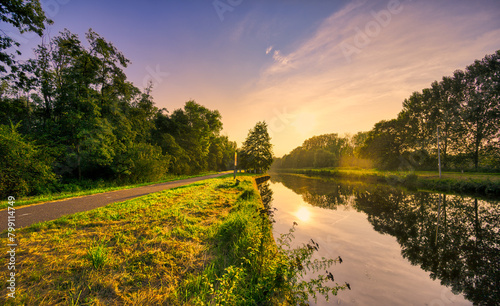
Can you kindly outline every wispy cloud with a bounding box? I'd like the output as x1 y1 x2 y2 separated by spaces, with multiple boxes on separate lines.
271 49 290 64
265 45 273 55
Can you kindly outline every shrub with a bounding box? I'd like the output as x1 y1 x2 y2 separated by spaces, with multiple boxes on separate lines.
0 124 56 198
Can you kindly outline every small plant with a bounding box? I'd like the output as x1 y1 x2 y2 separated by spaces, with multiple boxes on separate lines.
274 222 349 304
86 240 109 269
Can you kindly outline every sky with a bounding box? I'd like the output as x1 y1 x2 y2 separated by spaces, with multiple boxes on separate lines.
7 0 500 156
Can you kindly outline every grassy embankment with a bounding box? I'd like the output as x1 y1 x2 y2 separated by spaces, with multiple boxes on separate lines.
1 174 345 305
274 168 500 197
0 172 220 210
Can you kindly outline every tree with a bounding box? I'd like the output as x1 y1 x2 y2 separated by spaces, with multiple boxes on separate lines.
0 0 52 73
460 51 500 170
360 119 406 170
240 121 273 173
167 101 223 174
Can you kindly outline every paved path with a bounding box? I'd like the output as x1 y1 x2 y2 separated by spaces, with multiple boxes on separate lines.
0 173 228 232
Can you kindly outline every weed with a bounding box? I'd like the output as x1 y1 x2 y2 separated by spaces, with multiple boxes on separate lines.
86 240 109 270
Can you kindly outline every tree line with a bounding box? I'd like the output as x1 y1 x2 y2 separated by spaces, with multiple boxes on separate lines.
274 50 500 172
0 2 237 197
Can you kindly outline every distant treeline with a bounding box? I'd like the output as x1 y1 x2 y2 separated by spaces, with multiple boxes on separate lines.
274 50 500 172
271 132 372 169
0 29 236 197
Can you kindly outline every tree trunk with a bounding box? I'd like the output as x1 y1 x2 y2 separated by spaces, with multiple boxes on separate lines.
77 143 82 181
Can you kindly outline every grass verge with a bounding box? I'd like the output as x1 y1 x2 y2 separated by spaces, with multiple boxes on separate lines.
274 168 500 198
0 172 220 210
1 175 346 305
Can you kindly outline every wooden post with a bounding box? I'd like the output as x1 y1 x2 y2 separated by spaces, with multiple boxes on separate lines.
437 127 441 179
234 151 237 179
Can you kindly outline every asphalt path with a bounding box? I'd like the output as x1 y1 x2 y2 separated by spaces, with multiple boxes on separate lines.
0 172 229 232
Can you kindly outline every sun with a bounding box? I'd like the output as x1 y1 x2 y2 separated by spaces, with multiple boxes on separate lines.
295 206 312 223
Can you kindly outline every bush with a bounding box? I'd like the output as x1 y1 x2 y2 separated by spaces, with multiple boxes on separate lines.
114 142 171 183
0 124 56 198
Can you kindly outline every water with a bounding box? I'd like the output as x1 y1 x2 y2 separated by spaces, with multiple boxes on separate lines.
261 173 500 305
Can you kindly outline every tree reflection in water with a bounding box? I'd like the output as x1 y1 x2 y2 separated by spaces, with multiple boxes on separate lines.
270 174 500 305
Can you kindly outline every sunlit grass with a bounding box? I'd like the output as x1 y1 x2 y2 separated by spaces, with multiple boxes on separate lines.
0 171 220 209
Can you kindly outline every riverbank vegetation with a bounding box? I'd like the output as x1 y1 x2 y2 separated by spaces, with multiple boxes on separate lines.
0 175 347 305
272 168 500 198
273 50 499 173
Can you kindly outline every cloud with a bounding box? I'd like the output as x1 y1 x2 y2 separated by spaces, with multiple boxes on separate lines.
272 49 290 64
265 45 273 54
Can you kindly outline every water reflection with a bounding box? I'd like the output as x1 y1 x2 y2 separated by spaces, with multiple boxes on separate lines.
270 174 500 305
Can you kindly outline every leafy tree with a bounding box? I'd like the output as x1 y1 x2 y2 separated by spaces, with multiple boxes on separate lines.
460 51 500 170
359 119 406 170
240 121 273 173
167 101 223 173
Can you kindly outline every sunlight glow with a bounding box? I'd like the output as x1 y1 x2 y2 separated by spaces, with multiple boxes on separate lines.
295 206 312 223
291 112 316 135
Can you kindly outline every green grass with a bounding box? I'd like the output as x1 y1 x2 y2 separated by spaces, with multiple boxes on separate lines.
0 171 221 209
274 168 500 197
0 174 346 305
86 240 109 270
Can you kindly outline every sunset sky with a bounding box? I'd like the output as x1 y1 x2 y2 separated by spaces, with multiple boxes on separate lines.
10 0 500 156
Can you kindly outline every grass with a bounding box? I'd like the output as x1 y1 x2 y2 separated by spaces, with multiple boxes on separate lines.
274 168 500 197
0 171 221 209
0 174 346 305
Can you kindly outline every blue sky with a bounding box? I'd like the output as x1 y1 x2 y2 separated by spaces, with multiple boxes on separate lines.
9 0 500 156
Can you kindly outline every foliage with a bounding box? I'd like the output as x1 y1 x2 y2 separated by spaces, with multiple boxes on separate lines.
156 101 235 174
0 25 236 196
86 240 109 270
273 132 371 170
0 0 52 73
0 123 56 197
363 50 500 171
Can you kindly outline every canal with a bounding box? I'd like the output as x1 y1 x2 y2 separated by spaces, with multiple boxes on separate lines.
260 173 499 305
